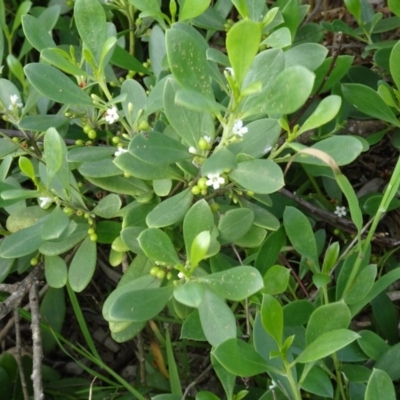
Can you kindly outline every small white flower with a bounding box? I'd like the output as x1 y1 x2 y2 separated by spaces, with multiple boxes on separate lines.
232 119 248 137
203 135 212 143
8 94 23 110
334 206 347 218
104 106 119 124
178 272 185 279
188 146 197 154
114 147 128 157
206 173 225 190
225 67 234 76
38 196 53 209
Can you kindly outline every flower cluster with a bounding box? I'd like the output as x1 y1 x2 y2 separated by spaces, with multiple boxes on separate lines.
8 94 23 110
104 106 119 124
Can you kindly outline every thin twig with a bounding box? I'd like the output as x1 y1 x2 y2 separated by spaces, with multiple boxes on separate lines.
29 281 44 400
136 332 147 388
181 363 213 400
279 254 311 299
14 309 30 400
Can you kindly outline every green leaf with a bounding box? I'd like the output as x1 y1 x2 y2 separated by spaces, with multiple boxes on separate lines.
229 160 284 194
40 48 88 77
261 294 283 347
114 151 181 180
42 206 70 241
389 0 400 17
297 96 342 135
128 131 191 165
44 127 70 191
111 45 150 75
295 329 360 364
21 15 56 51
283 207 319 272
153 179 172 196
365 369 396 400
166 23 212 96
264 66 314 115
109 286 174 322
190 231 211 267
129 0 161 13
149 25 166 78
74 0 107 67
18 156 35 181
173 281 205 307
374 342 400 380
198 266 264 301
138 228 180 265
93 194 121 219
284 43 328 71
218 208 254 244
300 366 333 398
146 188 193 228
198 288 236 346
262 27 292 49
68 236 97 292
344 264 377 305
231 0 248 18
344 0 362 23
7 54 25 86
238 197 280 231
163 78 215 147
202 148 237 177
67 146 116 162
44 255 68 288
389 41 400 92
283 300 314 327
234 225 266 248
263 265 290 295
306 302 351 345
212 338 269 377
19 115 69 132
11 1 32 36
24 63 93 106
84 176 149 197
0 217 46 258
342 83 400 127
175 89 225 113
121 79 147 127
183 200 214 260
357 330 390 361
179 0 210 21
226 19 261 88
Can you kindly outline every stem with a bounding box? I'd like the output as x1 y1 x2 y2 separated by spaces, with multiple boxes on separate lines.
283 359 302 400
332 353 347 400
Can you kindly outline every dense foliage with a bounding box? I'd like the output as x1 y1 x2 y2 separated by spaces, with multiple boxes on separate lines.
1 0 400 399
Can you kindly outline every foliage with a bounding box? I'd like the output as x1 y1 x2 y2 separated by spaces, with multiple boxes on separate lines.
0 0 400 399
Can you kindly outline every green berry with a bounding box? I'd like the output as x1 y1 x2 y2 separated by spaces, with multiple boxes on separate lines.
88 130 97 139
191 185 201 195
197 177 207 190
150 266 160 276
75 139 84 146
88 228 95 235
210 202 220 213
139 120 150 131
83 124 92 134
112 136 120 144
89 233 98 242
63 207 74 216
198 138 208 150
30 257 39 266
246 190 255 197
166 272 172 280
76 210 83 216
201 188 208 196
123 172 131 178
156 270 166 280
12 137 19 143
333 228 341 236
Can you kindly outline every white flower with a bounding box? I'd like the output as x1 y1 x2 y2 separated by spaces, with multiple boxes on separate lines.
188 146 197 154
38 196 53 209
334 206 347 218
268 380 277 390
225 67 234 76
178 272 185 279
232 119 248 137
8 94 23 110
114 147 128 157
206 173 225 190
104 106 119 124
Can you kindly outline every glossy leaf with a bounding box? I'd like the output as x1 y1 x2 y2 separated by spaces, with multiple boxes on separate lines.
283 207 319 273
198 266 264 301
342 83 400 127
261 294 283 347
389 0 400 17
263 265 290 295
24 63 93 106
262 27 291 49
146 188 193 228
190 231 211 267
74 0 107 67
365 369 396 400
179 0 210 21
229 160 284 194
68 236 97 292
44 255 68 288
306 302 351 345
284 43 328 71
264 66 314 115
41 206 70 241
93 194 121 219
138 228 179 265
218 208 254 244
173 281 205 308
296 329 360 364
212 338 270 377
297 95 341 135
226 19 261 87
198 288 236 346
128 131 190 165
109 286 174 322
